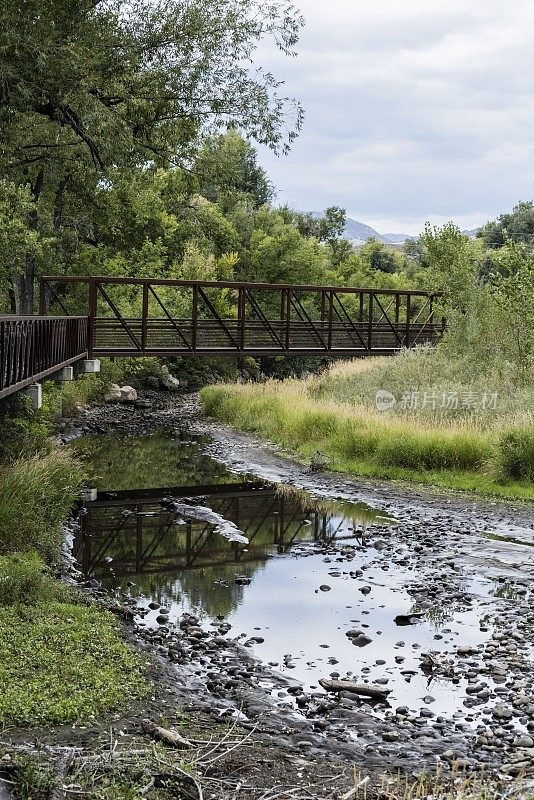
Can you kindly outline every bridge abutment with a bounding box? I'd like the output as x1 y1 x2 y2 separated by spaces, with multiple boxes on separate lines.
22 383 43 410
74 359 101 375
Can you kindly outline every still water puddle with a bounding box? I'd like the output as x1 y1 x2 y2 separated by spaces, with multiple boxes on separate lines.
72 432 503 719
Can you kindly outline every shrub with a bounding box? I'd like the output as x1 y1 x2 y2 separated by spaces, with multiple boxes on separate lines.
0 552 61 606
374 429 492 471
498 429 534 481
0 396 51 464
0 448 85 560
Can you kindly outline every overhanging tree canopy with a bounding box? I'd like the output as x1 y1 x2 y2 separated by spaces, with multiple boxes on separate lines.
0 0 304 310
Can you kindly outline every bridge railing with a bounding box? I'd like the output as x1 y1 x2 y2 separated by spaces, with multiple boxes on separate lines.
0 316 88 400
40 276 444 357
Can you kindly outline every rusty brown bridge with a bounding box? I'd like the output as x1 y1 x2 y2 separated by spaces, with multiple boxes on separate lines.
0 276 444 400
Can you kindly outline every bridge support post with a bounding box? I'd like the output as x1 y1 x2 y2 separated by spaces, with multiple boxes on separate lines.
22 383 42 410
74 359 101 374
49 366 74 382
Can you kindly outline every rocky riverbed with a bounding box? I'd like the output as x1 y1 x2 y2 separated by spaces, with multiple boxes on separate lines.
58 392 534 788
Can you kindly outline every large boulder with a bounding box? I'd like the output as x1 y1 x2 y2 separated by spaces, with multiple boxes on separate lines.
119 385 138 402
160 365 180 391
104 383 122 403
104 384 138 403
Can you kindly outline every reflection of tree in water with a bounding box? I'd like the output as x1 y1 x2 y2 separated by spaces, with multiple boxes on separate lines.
75 433 398 620
71 431 234 490
275 484 394 527
492 581 519 600
83 490 319 617
418 603 455 630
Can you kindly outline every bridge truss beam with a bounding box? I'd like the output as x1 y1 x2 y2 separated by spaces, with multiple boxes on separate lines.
40 276 444 359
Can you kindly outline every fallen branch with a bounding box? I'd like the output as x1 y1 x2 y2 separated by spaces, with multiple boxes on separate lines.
319 679 391 698
141 719 192 749
340 776 370 800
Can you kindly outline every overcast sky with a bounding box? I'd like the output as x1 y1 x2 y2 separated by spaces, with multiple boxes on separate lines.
257 0 534 235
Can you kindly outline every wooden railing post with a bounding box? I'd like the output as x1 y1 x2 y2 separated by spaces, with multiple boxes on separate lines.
88 278 97 358
328 291 334 351
141 281 149 352
367 292 374 351
285 289 291 351
238 287 246 351
405 293 411 348
192 284 198 351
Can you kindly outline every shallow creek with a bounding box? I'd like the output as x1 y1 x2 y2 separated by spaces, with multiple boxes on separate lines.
71 426 534 740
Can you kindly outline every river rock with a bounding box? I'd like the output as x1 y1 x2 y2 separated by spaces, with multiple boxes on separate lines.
513 735 534 748
160 365 180 390
104 384 122 403
353 634 373 646
120 385 137 402
457 645 477 655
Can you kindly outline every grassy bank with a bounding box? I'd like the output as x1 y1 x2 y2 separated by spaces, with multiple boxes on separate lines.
0 401 148 728
201 353 534 501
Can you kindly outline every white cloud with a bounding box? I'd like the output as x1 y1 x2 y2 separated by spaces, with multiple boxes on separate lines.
256 0 534 234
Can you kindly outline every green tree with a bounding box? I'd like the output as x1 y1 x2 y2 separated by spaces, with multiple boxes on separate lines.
194 131 274 209
0 181 48 311
287 206 347 243
0 0 304 311
478 201 534 248
359 238 402 274
416 223 482 311
490 243 534 381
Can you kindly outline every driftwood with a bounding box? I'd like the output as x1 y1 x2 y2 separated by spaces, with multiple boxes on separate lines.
394 612 424 626
141 719 192 749
319 679 391 698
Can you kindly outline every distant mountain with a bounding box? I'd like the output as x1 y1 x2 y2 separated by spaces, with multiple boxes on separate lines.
382 233 410 244
342 218 387 243
462 228 480 239
342 218 409 245
311 211 476 245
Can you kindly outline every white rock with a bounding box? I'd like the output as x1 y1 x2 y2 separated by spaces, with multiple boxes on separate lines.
119 385 137 402
104 383 122 403
160 365 180 391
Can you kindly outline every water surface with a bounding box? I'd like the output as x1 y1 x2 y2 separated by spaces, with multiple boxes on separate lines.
73 431 514 719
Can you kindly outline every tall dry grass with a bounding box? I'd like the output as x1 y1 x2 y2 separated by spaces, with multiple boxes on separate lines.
0 448 86 560
201 352 534 491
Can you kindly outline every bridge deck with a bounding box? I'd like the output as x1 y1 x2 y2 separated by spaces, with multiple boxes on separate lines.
41 276 444 358
0 278 444 400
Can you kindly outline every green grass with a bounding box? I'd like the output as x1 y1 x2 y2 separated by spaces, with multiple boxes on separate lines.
0 447 86 560
0 600 148 726
0 551 68 606
201 372 534 500
0 408 149 730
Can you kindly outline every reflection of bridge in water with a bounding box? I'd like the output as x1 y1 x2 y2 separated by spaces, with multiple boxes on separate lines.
74 482 387 581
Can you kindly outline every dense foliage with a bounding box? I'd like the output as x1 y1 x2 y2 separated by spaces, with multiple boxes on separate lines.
0 0 304 311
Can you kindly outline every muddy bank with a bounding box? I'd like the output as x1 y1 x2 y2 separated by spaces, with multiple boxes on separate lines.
50 391 534 788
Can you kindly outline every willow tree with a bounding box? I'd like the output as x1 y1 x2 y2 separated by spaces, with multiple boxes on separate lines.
0 0 304 311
